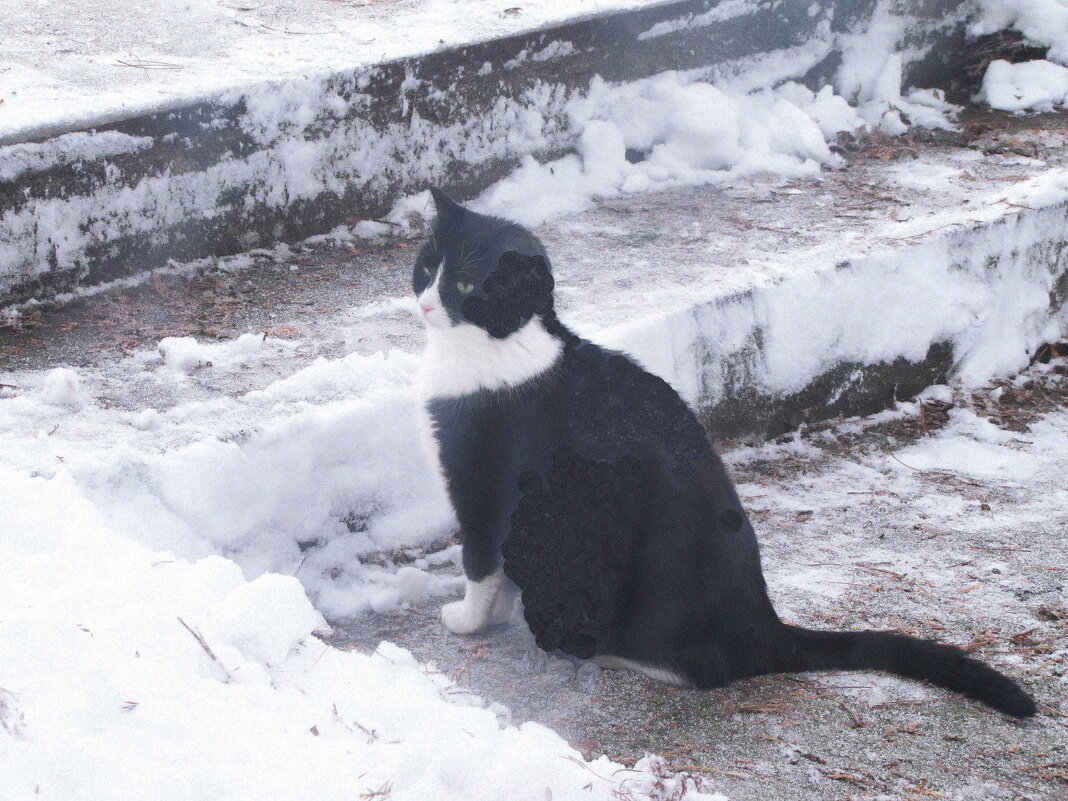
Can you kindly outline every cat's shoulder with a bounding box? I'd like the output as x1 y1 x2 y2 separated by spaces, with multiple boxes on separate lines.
561 340 688 406
558 339 711 464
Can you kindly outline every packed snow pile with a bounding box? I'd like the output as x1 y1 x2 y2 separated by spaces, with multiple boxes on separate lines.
475 76 855 227
0 479 685 801
973 0 1068 111
979 58 1068 111
0 342 458 618
360 70 956 231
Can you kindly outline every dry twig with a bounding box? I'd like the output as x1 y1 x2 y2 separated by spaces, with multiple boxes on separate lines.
177 617 232 681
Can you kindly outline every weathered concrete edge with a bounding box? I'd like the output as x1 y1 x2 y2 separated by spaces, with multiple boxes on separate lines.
0 0 971 308
607 201 1068 442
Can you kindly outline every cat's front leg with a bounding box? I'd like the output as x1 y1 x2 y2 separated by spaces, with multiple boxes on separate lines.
441 569 506 634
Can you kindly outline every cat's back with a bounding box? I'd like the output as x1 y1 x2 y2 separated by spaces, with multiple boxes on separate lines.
556 340 712 475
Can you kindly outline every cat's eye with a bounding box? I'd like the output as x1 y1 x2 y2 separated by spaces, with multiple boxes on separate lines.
457 281 475 295
422 264 433 277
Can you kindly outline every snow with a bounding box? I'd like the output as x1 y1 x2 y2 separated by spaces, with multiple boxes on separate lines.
726 385 1068 680
972 0 1068 64
340 123 1068 421
0 0 655 142
39 367 90 409
1 69 573 299
1 0 996 304
0 130 153 182
834 2 964 132
979 59 1068 111
0 348 724 799
637 0 759 41
4 157 1065 793
155 332 272 374
3 146 1066 796
889 406 1059 480
8 327 1059 799
470 70 943 227
2 0 1067 793
476 157 1068 410
973 0 1068 111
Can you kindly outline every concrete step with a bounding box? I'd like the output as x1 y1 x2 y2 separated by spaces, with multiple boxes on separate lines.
2 111 1064 442
1 0 978 307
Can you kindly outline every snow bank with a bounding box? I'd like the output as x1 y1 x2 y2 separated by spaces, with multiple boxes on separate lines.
979 59 1068 111
972 0 1068 65
455 60 943 228
0 463 696 800
5 346 460 616
0 343 729 799
472 73 865 226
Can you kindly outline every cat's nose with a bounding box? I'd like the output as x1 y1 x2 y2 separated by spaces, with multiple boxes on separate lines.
420 301 435 314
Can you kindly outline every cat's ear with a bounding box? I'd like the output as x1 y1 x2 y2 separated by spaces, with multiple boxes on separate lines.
498 251 554 315
461 251 555 338
430 187 466 228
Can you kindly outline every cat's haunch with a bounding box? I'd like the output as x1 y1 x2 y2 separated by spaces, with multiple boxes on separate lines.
503 448 654 659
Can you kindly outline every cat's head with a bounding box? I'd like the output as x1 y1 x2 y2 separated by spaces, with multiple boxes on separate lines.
413 188 554 339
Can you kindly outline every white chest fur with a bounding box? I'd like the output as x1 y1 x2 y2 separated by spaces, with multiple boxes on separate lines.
417 317 563 400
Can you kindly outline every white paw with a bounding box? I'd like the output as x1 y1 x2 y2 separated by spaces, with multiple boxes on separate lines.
441 601 488 635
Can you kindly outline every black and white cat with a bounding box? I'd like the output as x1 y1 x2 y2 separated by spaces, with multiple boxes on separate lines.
413 188 1036 718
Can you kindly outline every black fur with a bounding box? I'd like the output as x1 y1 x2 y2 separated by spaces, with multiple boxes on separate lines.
461 250 555 338
416 189 1037 719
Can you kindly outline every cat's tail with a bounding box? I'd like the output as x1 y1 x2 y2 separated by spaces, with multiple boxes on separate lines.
774 625 1036 718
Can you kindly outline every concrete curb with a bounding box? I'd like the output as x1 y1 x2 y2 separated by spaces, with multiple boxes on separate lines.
694 204 1068 440
0 0 972 307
